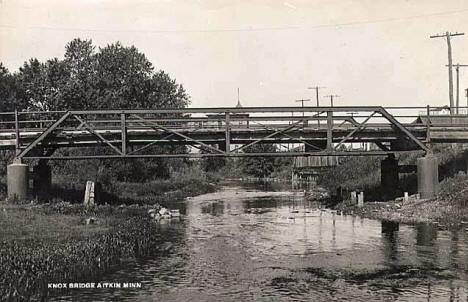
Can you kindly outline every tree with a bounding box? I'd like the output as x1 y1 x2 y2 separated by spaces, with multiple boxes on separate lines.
0 63 18 111
10 38 191 183
14 38 190 111
241 144 277 178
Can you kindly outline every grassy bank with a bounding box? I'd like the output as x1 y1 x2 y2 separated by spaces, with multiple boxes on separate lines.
333 172 468 229
0 166 218 301
44 166 217 205
0 204 163 301
316 145 468 229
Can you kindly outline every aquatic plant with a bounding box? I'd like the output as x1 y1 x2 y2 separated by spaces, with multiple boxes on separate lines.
0 215 160 301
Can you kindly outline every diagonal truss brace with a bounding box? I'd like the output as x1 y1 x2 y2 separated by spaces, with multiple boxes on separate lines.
73 115 123 155
249 120 322 151
379 108 429 152
132 114 225 154
231 113 322 153
16 111 72 161
334 111 377 150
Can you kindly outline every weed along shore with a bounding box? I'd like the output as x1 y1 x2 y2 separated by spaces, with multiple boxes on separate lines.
332 173 468 230
0 177 217 301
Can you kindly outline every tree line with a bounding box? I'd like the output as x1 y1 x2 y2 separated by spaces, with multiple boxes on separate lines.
0 38 189 112
0 38 289 187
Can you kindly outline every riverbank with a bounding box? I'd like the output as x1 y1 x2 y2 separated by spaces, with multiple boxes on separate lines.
332 173 468 230
0 176 217 301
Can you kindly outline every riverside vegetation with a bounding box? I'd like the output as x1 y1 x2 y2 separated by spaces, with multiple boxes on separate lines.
318 144 468 229
0 164 218 301
0 155 293 301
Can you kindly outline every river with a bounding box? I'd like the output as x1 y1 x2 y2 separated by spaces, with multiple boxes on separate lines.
53 181 468 301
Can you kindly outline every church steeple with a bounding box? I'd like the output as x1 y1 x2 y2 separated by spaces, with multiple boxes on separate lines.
236 87 242 108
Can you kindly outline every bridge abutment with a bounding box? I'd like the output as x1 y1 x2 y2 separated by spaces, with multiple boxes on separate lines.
380 154 399 200
7 162 28 200
417 154 439 199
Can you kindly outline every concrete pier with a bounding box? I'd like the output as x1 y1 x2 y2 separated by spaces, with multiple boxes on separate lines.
417 154 439 199
7 163 29 200
380 154 399 200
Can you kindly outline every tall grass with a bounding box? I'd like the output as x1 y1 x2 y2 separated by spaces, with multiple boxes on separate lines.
0 213 160 301
318 144 468 201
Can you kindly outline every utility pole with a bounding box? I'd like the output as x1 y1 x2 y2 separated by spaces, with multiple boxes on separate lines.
308 86 326 107
430 31 464 114
466 88 468 114
324 95 339 107
295 99 311 117
445 64 468 114
308 86 325 127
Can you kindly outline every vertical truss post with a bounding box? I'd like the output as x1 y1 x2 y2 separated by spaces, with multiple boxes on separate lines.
121 113 127 155
14 108 20 157
225 112 231 154
426 105 431 143
326 110 333 151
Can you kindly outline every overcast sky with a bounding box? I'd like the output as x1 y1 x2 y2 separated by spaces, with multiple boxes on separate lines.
1 0 468 109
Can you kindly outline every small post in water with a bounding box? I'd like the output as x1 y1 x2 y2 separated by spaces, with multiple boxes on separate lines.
357 192 364 207
350 191 357 204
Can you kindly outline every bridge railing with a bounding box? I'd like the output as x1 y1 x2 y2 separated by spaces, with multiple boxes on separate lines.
2 105 467 160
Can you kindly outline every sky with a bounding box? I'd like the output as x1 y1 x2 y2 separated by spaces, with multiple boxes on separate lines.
1 0 468 109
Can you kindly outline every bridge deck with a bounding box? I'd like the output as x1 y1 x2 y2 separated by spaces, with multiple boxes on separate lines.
1 106 467 160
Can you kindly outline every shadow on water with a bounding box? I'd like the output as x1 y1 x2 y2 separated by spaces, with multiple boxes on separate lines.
52 182 468 302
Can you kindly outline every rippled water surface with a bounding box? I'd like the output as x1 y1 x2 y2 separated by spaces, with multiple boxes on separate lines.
54 182 468 301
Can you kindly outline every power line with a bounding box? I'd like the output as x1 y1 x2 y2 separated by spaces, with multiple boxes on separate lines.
1 8 468 34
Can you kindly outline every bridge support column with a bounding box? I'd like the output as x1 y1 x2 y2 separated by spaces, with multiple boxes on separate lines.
417 154 439 199
7 162 29 200
33 160 52 199
381 154 399 200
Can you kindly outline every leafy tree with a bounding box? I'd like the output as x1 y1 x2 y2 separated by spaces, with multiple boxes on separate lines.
241 144 277 178
13 38 190 111
8 38 191 184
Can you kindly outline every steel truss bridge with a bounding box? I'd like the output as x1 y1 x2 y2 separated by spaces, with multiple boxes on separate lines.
1 106 467 162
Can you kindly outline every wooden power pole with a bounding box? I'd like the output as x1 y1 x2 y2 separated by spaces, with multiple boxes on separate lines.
295 99 311 117
445 64 468 114
430 31 464 114
307 86 326 107
324 95 340 107
308 86 325 126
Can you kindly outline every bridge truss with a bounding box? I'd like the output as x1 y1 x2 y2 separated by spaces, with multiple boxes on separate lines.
1 106 465 162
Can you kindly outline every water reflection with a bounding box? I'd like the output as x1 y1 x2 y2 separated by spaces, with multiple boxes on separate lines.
53 183 468 302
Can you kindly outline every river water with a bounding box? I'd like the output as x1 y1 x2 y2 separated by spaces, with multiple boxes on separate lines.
54 182 468 301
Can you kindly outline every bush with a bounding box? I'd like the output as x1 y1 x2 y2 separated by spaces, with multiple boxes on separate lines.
437 172 468 206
